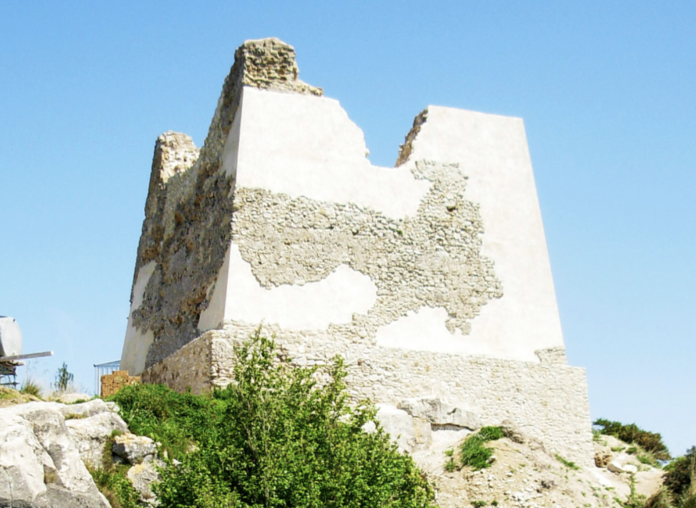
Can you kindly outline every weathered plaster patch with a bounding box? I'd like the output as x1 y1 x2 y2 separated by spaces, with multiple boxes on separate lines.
374 306 524 359
197 247 232 332
224 244 377 330
234 87 431 219
121 262 157 375
401 106 566 353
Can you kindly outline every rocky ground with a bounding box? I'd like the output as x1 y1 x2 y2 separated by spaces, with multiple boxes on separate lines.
419 428 663 508
0 385 41 407
0 388 665 508
0 389 159 507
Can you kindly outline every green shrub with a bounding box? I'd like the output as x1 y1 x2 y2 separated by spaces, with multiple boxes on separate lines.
117 334 435 508
110 381 224 461
664 448 695 498
461 435 494 469
638 452 661 468
87 431 141 508
642 489 672 508
460 426 503 470
554 454 580 470
593 419 670 460
20 378 41 397
479 426 504 441
89 466 140 508
680 494 696 508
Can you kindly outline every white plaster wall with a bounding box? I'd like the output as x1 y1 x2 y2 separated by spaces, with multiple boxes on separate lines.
386 107 565 360
232 87 430 219
213 89 564 363
211 243 377 331
120 261 157 375
197 247 231 332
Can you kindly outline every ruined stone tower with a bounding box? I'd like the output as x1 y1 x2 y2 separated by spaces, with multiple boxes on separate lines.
120 38 593 465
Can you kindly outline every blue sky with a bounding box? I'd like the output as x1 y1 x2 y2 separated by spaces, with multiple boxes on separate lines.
1 2 694 456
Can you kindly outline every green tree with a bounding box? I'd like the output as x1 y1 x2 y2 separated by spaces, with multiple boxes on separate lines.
55 362 74 392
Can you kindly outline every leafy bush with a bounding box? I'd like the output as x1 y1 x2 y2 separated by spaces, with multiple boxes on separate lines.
593 419 670 460
664 447 695 498
89 466 140 508
111 382 224 460
460 426 503 470
114 334 435 508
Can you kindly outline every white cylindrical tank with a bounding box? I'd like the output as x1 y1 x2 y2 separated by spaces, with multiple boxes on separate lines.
0 316 23 357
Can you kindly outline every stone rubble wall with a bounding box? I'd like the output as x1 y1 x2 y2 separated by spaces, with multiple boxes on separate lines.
396 108 428 166
229 159 503 338
140 329 218 392
142 325 594 467
100 370 141 398
123 38 320 372
235 37 322 96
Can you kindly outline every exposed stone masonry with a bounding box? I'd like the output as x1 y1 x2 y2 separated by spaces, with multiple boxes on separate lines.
235 38 323 96
232 160 503 336
142 328 593 467
396 108 428 166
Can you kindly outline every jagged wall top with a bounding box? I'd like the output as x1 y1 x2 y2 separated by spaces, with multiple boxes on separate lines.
122 37 566 376
234 38 323 96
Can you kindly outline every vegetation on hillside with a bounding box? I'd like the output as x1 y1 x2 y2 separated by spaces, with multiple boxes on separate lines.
663 447 696 500
594 418 694 508
88 429 141 508
110 333 435 508
443 425 503 472
594 418 671 461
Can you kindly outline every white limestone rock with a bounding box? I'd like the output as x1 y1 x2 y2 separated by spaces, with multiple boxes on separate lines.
501 419 527 443
0 402 110 508
52 392 92 404
113 432 157 464
58 398 110 419
374 404 433 453
398 397 479 430
105 400 120 413
375 404 416 453
608 461 626 474
127 459 163 505
67 411 129 468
